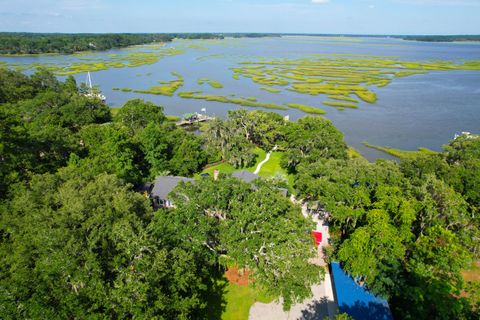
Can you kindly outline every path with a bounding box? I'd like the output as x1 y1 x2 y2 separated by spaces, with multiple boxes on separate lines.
254 146 278 175
249 199 337 320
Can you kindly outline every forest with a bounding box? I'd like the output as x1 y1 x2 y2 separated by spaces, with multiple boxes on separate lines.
397 35 480 42
0 68 479 319
0 33 224 55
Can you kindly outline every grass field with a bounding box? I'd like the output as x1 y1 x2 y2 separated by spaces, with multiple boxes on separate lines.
256 151 295 193
462 261 480 283
222 282 274 320
110 106 121 117
200 148 266 176
256 151 284 177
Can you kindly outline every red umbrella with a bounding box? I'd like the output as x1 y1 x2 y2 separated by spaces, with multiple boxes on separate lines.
311 231 322 247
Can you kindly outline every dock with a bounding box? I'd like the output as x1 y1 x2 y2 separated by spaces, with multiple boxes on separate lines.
176 113 215 126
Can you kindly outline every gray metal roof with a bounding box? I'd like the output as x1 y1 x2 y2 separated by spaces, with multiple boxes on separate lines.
232 170 258 183
150 176 194 200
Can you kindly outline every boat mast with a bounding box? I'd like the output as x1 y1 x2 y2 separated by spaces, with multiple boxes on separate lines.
87 72 93 90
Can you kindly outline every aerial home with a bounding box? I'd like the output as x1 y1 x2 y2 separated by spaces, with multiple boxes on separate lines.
149 176 194 209
149 170 288 209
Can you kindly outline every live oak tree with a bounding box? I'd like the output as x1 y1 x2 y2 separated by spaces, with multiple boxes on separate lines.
203 116 256 168
75 123 144 183
203 110 285 168
166 176 324 310
280 116 348 171
113 99 166 135
138 122 207 178
0 69 110 195
0 168 216 319
294 155 478 319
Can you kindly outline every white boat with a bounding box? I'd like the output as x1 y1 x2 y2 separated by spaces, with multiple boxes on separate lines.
84 71 106 102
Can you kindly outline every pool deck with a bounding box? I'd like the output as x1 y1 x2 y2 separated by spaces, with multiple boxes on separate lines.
249 200 338 320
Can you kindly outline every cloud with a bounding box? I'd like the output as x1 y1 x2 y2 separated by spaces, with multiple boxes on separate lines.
393 0 480 6
312 0 330 4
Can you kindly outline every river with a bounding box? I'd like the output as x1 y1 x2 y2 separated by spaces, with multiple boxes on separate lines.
1 36 479 160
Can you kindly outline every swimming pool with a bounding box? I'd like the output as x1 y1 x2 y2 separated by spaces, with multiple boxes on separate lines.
331 262 393 320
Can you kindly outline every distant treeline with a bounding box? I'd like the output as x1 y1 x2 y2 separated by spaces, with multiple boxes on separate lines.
226 33 282 38
395 35 480 42
3 32 477 55
280 33 480 42
0 33 224 55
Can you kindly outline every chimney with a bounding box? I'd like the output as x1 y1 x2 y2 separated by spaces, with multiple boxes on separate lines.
214 169 220 181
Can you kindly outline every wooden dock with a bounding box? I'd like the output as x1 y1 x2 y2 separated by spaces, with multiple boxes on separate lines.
176 114 214 126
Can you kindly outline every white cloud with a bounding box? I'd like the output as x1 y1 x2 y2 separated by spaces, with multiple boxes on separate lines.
312 0 330 4
393 0 480 6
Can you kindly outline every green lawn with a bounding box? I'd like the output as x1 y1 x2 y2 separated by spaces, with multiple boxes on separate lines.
110 106 121 117
200 148 266 176
199 148 296 193
257 151 295 193
257 151 284 177
166 115 181 122
222 283 274 320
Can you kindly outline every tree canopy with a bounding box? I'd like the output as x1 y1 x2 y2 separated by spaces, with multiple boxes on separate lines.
0 68 478 318
294 137 480 319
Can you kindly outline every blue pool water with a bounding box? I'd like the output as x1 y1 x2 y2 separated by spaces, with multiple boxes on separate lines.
331 262 393 320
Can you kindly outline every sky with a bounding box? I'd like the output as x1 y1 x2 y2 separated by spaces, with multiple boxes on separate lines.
0 0 479 35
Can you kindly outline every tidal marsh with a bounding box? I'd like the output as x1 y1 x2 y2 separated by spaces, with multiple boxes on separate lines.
322 101 359 109
232 55 480 110
133 72 184 96
1 46 184 76
363 142 438 159
177 91 288 110
260 87 281 93
285 103 326 114
198 78 224 89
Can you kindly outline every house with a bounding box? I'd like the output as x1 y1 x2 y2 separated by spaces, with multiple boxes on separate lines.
150 176 194 209
149 171 288 210
232 170 288 197
232 170 258 183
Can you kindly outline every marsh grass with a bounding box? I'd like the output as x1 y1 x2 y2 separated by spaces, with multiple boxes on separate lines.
178 91 288 110
347 147 363 159
322 101 359 109
198 78 224 88
166 115 181 122
133 72 184 96
363 142 438 159
3 46 184 76
328 95 359 103
286 103 326 114
232 56 480 110
260 87 281 93
112 87 133 92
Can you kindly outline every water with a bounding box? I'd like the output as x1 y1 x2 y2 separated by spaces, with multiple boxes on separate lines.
2 37 479 160
331 262 393 320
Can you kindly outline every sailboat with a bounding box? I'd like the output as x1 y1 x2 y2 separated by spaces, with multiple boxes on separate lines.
84 71 106 102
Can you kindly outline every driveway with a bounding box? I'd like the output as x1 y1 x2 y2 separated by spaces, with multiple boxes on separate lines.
249 201 337 320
